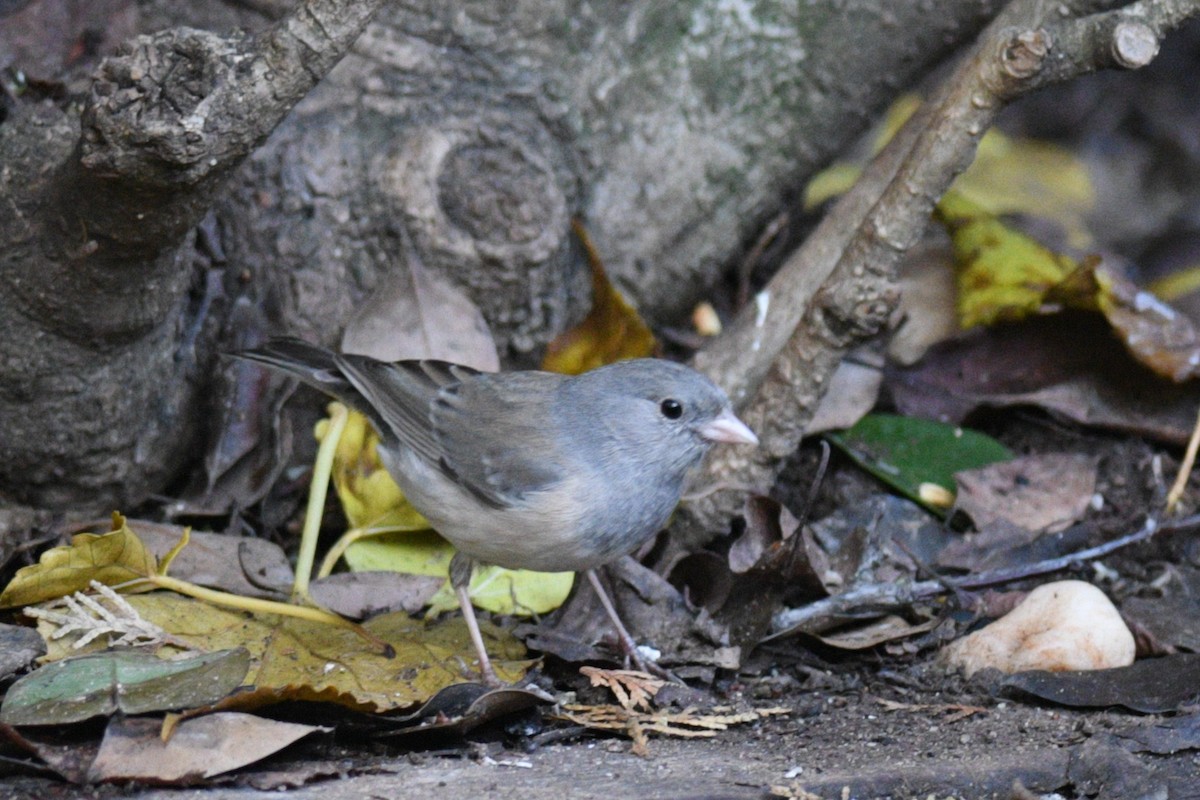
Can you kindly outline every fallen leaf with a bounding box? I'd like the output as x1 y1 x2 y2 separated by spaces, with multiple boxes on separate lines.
1001 653 1200 714
937 192 1200 381
0 648 250 726
341 233 499 371
557 699 790 757
886 314 1200 445
828 414 1013 512
888 243 961 365
317 408 430 533
812 615 938 651
369 682 551 741
954 453 1098 534
64 519 293 599
806 95 1094 249
118 592 529 711
89 713 328 783
935 190 1080 329
805 354 883 435
580 667 667 712
344 530 574 618
0 513 156 608
542 220 657 375
308 571 445 619
1125 595 1200 652
173 295 293 516
1111 712 1200 754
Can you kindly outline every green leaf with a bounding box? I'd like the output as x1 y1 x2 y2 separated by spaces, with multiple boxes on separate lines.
828 414 1013 512
0 648 250 725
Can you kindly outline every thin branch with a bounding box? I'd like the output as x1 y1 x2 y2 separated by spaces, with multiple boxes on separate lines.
766 514 1196 640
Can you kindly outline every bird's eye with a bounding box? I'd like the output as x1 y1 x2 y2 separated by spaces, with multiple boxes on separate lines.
660 399 683 419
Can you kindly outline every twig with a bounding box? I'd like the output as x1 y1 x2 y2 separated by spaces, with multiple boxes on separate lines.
1166 405 1200 513
766 514 1196 640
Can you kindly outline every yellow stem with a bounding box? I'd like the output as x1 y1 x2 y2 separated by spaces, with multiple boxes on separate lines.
139 574 392 653
294 402 349 601
317 523 424 579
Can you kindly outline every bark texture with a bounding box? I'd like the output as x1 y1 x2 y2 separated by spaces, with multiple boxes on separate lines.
0 0 1006 511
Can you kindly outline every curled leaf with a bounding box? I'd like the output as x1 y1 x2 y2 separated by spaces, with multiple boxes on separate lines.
0 513 156 608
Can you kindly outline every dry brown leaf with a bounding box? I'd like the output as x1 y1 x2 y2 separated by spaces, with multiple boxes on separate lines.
89 713 328 783
341 236 499 370
579 666 665 711
954 453 1098 534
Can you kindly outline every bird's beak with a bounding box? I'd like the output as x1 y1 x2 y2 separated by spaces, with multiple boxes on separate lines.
699 408 759 446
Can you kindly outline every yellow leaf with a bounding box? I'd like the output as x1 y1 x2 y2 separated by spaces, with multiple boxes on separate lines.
954 130 1094 251
0 513 157 608
935 193 1200 383
315 408 428 532
934 190 1078 328
427 565 575 618
345 531 574 617
542 220 657 375
802 94 1093 249
1147 264 1200 302
37 592 530 711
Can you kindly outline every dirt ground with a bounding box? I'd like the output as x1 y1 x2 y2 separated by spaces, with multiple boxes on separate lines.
1 666 1194 799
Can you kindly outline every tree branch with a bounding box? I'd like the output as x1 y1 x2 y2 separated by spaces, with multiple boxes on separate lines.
675 0 1199 547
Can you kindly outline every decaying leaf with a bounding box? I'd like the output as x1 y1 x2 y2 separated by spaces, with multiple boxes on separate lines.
0 513 157 608
0 648 250 726
26 580 177 651
887 314 1200 446
542 220 657 375
89 713 329 784
936 192 1200 382
806 95 1095 249
340 233 500 371
105 592 529 712
580 666 665 711
1000 653 1200 714
935 190 1080 329
64 519 294 600
317 408 430 533
812 614 938 651
0 623 45 681
954 453 1098 534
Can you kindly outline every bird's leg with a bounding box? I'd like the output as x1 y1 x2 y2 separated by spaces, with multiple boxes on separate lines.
450 552 501 687
586 568 656 675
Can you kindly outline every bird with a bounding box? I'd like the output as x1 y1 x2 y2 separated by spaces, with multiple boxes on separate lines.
236 336 758 685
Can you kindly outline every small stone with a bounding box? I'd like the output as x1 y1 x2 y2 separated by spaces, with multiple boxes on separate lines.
941 580 1134 677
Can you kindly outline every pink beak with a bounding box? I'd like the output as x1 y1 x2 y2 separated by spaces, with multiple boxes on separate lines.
699 408 759 446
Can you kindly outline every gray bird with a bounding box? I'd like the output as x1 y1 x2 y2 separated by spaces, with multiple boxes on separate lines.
237 337 758 685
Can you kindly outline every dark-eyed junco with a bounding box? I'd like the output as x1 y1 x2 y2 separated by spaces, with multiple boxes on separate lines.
237 337 758 684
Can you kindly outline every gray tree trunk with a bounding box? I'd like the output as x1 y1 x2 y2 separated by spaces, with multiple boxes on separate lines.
0 0 1003 512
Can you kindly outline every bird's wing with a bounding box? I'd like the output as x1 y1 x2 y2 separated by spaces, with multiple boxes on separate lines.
430 371 571 507
334 355 479 469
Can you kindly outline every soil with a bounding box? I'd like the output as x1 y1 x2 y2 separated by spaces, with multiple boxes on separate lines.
1 662 1193 799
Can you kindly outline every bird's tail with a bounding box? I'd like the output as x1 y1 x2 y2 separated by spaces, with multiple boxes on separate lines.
231 336 367 410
